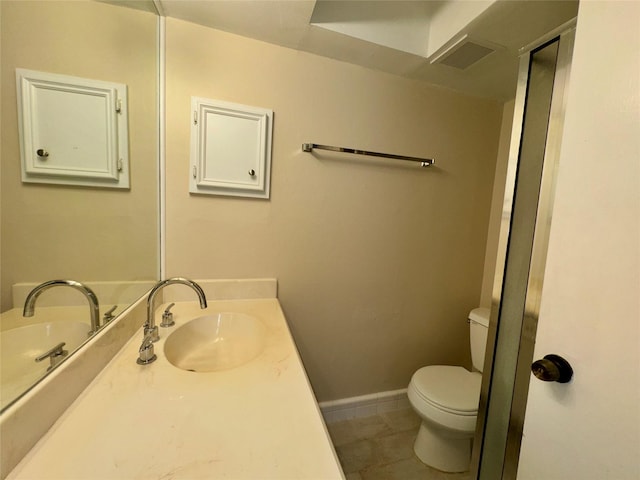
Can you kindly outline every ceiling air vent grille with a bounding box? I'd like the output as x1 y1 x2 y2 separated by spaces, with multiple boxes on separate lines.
431 35 497 70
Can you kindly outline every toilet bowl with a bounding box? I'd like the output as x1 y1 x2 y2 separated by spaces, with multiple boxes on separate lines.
407 307 489 473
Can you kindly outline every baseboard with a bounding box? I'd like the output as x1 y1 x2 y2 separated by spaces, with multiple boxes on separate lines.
319 389 410 424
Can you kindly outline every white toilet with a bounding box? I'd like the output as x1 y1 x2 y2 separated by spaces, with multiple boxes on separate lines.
407 307 490 473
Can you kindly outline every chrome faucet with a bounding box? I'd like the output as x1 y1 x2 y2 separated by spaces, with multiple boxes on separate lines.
137 277 207 365
23 279 100 335
144 277 207 342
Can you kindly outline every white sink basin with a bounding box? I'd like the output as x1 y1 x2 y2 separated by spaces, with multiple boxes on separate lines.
163 313 267 372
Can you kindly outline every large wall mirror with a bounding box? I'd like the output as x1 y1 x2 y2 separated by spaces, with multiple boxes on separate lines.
0 0 159 411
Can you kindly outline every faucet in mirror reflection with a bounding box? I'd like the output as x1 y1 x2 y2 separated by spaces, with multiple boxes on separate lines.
137 278 208 365
34 342 68 371
102 305 118 324
23 279 101 335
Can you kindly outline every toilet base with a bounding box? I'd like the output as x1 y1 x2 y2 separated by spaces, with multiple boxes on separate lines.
413 421 471 473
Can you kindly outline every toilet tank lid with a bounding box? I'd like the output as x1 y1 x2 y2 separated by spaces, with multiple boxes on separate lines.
469 307 490 327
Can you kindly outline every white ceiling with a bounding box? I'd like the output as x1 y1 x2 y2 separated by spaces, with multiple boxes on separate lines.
151 0 578 101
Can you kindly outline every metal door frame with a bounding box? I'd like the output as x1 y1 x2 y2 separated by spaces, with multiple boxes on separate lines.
471 23 576 479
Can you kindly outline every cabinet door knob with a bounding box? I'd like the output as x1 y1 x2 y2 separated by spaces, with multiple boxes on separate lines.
248 169 256 177
531 354 573 383
36 148 49 158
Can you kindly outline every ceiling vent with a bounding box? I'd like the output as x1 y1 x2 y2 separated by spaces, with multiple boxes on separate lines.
430 34 498 70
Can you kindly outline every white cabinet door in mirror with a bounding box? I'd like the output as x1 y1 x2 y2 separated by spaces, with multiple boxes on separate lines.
16 69 129 189
190 97 273 199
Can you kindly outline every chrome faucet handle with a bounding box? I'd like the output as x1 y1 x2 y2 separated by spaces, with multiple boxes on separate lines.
144 324 160 343
35 342 68 371
103 305 118 323
137 330 157 365
160 303 175 328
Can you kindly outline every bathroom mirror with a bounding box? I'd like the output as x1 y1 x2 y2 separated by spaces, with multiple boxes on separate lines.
0 0 159 411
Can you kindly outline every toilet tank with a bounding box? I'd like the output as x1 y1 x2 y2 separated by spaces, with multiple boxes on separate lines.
469 307 490 372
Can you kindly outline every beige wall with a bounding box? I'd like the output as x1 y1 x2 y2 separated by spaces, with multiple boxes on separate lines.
0 1 158 311
165 18 504 401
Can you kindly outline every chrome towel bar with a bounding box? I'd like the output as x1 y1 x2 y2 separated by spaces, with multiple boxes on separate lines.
302 143 435 167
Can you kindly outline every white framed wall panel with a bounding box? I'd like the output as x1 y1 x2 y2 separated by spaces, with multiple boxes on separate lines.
190 97 273 199
16 69 129 189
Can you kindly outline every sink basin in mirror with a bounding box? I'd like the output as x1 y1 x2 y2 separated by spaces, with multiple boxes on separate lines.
164 313 267 372
0 321 90 410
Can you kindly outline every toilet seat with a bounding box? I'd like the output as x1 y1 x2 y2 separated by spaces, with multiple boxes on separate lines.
408 365 481 433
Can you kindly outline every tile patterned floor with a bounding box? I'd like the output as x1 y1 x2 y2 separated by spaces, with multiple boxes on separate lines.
326 409 471 480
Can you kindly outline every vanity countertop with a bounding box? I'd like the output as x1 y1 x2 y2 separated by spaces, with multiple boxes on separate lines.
7 299 344 479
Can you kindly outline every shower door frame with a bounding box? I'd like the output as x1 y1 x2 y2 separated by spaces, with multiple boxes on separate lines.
470 23 576 479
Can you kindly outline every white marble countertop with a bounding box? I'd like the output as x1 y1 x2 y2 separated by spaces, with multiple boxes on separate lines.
8 299 344 479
